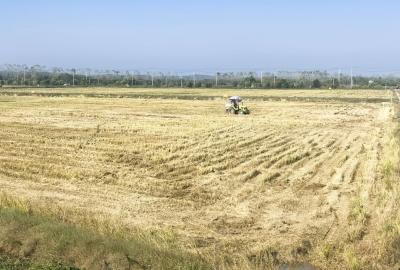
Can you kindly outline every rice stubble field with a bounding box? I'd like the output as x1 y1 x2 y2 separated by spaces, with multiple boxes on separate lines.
0 88 398 269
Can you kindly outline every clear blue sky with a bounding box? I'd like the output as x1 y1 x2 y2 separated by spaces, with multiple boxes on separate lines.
2 0 400 73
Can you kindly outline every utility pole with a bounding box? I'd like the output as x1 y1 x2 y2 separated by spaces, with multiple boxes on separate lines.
86 72 91 86
350 68 353 89
310 71 313 88
72 69 75 86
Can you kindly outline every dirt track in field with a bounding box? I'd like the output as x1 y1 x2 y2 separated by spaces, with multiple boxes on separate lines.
0 90 392 258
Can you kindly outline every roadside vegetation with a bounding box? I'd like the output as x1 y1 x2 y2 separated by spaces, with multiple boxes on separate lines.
0 256 79 270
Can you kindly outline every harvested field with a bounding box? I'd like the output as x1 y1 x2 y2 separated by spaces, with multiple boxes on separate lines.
0 88 390 103
0 88 396 268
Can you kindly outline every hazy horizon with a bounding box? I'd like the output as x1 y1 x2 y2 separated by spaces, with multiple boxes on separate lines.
2 1 400 73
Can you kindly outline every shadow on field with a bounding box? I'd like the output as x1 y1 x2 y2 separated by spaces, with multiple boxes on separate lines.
0 205 211 270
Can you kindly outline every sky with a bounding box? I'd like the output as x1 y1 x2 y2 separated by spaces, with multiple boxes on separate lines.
2 0 400 73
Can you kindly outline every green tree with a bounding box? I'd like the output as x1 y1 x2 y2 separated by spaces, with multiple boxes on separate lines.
244 75 257 88
277 79 290 88
312 79 321 88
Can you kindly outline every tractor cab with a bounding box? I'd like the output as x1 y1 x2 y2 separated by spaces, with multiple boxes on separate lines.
225 96 250 115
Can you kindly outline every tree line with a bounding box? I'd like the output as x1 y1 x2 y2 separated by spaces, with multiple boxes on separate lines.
0 64 399 89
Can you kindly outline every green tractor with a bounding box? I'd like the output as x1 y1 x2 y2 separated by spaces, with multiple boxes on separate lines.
225 96 250 115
